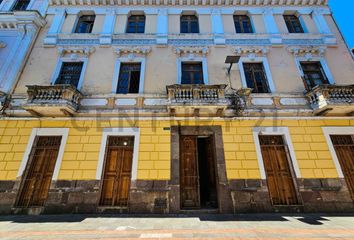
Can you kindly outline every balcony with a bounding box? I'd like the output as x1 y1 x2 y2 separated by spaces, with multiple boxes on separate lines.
23 85 82 116
166 84 230 116
305 84 354 116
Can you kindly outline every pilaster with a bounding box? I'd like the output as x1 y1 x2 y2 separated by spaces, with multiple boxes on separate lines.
156 9 168 46
312 9 336 45
211 9 225 45
263 8 282 45
99 9 116 46
44 8 66 45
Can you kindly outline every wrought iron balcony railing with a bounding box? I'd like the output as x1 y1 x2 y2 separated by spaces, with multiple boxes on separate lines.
24 84 82 116
305 84 354 116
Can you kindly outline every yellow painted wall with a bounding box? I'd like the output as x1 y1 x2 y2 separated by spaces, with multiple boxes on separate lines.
0 119 352 181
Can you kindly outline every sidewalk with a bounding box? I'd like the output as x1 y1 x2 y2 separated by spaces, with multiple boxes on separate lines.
0 214 354 239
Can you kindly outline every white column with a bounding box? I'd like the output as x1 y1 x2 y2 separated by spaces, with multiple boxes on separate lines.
156 9 168 45
44 8 66 45
100 9 116 45
263 8 282 44
312 10 336 45
211 9 225 45
312 10 331 34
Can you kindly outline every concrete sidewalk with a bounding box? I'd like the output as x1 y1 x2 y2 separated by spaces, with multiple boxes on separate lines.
0 214 354 239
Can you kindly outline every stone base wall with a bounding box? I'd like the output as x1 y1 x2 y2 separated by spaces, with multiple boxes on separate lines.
0 178 353 214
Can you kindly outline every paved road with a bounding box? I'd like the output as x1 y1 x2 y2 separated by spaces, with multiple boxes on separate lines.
0 214 354 239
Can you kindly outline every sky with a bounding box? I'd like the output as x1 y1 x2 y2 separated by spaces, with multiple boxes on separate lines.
329 0 354 49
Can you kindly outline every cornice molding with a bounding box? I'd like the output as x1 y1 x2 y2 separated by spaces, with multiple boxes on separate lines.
48 0 327 6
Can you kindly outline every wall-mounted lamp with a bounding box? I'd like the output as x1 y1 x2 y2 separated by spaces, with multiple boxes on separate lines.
225 55 240 75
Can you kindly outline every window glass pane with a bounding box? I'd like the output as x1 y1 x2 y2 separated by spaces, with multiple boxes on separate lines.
12 0 30 10
117 63 141 94
284 15 304 33
243 63 269 93
181 63 204 84
180 15 199 33
126 15 145 33
300 62 329 90
75 15 95 33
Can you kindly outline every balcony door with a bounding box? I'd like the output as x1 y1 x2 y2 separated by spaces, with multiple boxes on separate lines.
181 63 204 85
330 135 354 200
16 136 62 207
243 63 270 93
117 63 141 94
300 62 329 90
99 136 134 207
259 135 300 206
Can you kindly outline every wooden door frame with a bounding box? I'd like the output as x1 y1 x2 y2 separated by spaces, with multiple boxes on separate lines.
259 135 303 206
97 136 134 208
170 126 233 213
253 127 303 206
14 128 68 209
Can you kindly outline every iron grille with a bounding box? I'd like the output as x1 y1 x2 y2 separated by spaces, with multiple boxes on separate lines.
55 62 84 88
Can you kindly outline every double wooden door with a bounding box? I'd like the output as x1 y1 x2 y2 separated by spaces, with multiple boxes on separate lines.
99 136 134 207
259 135 300 206
330 135 354 200
16 136 62 207
180 135 217 209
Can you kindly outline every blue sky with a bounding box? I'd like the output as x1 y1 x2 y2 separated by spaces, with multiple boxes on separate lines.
329 0 354 49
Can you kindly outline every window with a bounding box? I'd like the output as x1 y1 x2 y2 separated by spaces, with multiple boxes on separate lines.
12 0 30 11
243 63 270 93
181 63 204 84
180 15 199 34
55 62 84 88
74 15 95 33
126 15 146 33
300 62 329 90
233 15 253 33
284 15 304 33
117 63 141 94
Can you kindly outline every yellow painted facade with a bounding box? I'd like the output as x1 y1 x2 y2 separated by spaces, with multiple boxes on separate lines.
0 118 350 181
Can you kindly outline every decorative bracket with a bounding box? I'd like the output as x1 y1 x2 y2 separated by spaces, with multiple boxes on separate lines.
57 46 96 57
114 46 152 57
173 46 209 57
287 46 326 59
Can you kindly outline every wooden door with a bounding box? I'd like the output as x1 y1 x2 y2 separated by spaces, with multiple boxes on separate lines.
100 136 134 207
330 135 354 200
16 136 62 207
180 136 200 209
259 135 299 206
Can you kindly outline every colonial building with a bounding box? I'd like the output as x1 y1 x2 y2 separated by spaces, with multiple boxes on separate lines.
0 0 353 214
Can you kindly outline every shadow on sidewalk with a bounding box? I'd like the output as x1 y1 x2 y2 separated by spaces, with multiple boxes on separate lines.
0 213 353 225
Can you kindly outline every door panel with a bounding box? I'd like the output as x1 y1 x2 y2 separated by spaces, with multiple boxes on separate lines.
180 136 200 209
259 135 299 206
100 136 134 207
17 136 62 207
330 135 354 200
